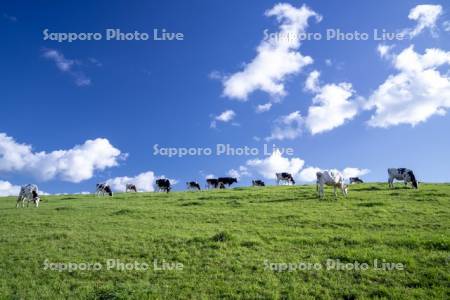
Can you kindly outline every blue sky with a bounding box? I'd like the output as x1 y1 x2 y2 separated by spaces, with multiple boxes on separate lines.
1 0 450 194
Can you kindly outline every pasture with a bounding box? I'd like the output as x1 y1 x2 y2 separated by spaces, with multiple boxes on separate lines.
0 183 449 299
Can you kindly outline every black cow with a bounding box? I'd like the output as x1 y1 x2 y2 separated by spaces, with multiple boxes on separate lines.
252 180 265 187
186 181 201 191
156 179 171 193
276 173 295 185
96 183 113 196
218 177 237 187
349 177 364 184
206 178 219 189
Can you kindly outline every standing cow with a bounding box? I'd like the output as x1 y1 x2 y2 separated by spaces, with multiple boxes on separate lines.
16 184 41 208
316 170 348 199
218 177 237 188
276 173 295 185
388 168 418 189
156 179 171 193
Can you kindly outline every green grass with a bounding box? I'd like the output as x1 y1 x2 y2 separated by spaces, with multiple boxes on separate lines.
0 183 449 299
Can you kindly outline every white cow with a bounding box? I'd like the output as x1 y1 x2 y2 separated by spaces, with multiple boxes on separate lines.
16 184 40 208
316 170 348 198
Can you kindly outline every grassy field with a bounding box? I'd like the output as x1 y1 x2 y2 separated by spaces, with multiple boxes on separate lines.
0 183 449 299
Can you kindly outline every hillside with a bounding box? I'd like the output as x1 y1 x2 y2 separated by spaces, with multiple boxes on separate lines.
0 183 449 299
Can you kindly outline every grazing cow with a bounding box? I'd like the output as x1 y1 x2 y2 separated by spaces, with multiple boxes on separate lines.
316 170 348 198
276 173 295 185
126 183 137 193
388 168 418 189
156 179 171 193
16 184 40 208
349 177 364 184
186 181 201 191
96 183 113 196
252 180 265 187
206 178 219 189
218 177 237 187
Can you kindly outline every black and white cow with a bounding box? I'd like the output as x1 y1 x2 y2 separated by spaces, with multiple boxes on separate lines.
206 178 219 189
186 181 201 191
316 170 348 198
126 184 137 193
218 177 237 187
349 177 364 184
16 184 40 208
276 173 295 185
156 179 171 193
96 183 113 196
388 168 418 189
252 180 265 187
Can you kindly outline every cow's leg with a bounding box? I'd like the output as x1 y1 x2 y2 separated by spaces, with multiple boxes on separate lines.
334 186 337 198
320 185 324 198
16 196 22 208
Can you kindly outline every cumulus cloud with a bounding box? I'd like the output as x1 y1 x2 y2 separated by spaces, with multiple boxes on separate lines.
256 103 273 113
0 133 124 183
42 48 91 86
242 150 369 183
366 45 450 127
210 110 236 128
403 4 442 38
246 150 304 180
106 171 156 192
227 166 251 180
266 111 304 141
0 180 21 197
304 71 358 135
222 3 320 100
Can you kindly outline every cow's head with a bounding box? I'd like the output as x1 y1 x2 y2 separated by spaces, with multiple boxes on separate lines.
231 178 238 183
408 171 418 189
290 178 295 185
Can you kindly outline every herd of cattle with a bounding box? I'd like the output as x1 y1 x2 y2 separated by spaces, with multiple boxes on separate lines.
15 168 419 207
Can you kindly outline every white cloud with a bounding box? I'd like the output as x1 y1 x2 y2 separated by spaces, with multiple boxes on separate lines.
266 111 304 141
304 70 320 92
304 71 358 135
256 103 273 113
42 48 91 86
227 166 251 180
341 167 370 179
366 46 450 127
377 44 394 59
246 149 304 180
222 3 320 100
3 13 17 22
205 174 215 179
298 167 322 182
106 171 156 192
0 180 21 197
443 20 450 32
210 110 236 128
404 4 442 38
325 59 332 66
0 133 124 183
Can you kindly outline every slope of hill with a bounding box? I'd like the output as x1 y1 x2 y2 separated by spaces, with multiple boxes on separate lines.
0 183 449 299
